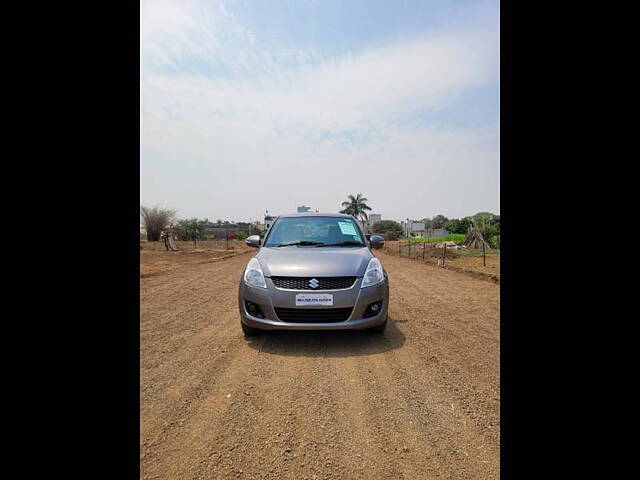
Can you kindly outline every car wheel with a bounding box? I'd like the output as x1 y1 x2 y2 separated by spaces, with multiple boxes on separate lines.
241 322 262 337
368 318 387 334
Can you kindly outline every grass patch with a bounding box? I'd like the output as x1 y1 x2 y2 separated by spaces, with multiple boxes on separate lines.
406 234 466 243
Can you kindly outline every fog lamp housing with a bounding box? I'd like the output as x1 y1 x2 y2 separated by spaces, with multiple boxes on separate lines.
244 300 265 319
363 300 383 318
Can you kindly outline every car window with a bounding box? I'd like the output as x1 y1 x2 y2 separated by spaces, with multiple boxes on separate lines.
264 217 364 246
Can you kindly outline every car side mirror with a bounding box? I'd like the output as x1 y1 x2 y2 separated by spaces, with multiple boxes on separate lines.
246 235 261 248
369 235 385 249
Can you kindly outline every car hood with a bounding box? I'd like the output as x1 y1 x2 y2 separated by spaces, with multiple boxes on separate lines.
256 247 373 277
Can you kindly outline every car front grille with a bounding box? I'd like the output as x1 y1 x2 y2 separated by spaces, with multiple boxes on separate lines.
274 307 353 323
270 276 357 290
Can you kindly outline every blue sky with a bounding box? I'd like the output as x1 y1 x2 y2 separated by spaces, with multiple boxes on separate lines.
141 0 499 222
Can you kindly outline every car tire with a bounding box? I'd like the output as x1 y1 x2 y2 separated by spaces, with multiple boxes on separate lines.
241 322 262 337
368 318 387 334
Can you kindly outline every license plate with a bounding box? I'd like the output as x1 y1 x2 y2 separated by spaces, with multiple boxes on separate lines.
295 293 334 306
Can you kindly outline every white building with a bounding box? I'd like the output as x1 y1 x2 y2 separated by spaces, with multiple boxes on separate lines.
401 220 427 237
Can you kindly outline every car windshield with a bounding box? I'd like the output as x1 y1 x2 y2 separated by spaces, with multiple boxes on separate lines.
264 216 365 247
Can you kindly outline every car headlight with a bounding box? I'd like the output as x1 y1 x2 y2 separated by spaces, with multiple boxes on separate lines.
361 257 384 288
244 257 267 288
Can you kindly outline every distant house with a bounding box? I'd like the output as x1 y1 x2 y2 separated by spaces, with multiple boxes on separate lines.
399 220 449 238
410 222 426 237
296 205 312 213
421 228 450 238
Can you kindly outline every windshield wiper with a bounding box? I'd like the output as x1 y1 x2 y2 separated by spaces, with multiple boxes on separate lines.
315 241 365 247
274 241 326 247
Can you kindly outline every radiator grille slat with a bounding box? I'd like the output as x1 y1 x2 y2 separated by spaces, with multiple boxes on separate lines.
274 307 353 323
271 276 356 290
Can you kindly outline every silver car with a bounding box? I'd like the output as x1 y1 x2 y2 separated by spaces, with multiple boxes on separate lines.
238 213 389 336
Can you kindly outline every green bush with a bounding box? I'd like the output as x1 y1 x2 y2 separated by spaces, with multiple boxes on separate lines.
490 235 500 249
236 231 249 241
382 231 400 241
371 220 402 236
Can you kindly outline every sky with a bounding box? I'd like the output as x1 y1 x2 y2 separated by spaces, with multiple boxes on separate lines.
140 0 499 223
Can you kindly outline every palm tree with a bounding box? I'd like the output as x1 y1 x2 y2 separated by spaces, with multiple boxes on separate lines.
339 194 372 230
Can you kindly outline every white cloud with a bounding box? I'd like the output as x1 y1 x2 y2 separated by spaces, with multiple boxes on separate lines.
140 0 499 220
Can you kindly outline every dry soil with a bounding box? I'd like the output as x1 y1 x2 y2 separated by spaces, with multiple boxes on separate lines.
140 249 499 479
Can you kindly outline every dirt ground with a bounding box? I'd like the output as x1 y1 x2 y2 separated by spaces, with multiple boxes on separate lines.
140 249 499 479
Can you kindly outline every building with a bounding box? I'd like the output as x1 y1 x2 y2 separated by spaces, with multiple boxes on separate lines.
399 220 450 238
422 228 450 238
253 220 265 232
297 205 312 213
409 222 426 237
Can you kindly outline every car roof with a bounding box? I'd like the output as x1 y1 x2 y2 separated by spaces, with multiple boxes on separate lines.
276 213 355 219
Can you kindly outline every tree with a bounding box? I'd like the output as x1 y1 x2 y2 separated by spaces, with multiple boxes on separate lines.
422 218 434 229
174 218 210 241
473 212 499 239
140 205 177 241
432 214 449 229
445 218 463 234
339 193 372 228
460 216 473 233
492 215 500 232
371 220 402 236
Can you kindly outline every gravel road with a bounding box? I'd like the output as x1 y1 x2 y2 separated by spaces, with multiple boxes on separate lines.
140 250 499 479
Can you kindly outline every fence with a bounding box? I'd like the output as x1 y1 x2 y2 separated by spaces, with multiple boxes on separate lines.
383 240 458 267
382 240 500 282
140 239 249 252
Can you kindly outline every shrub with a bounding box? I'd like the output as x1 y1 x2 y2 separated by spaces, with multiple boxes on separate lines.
140 205 177 241
371 220 402 236
382 231 400 241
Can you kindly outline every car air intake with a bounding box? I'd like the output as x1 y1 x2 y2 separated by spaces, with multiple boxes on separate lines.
271 276 357 290
274 307 353 323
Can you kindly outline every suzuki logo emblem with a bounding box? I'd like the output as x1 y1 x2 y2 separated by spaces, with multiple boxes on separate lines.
309 278 319 289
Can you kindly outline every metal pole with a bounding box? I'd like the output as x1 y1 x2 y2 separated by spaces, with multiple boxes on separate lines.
482 241 486 266
443 242 447 267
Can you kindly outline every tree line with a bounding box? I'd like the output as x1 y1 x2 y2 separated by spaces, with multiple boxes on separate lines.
140 206 255 242
369 212 500 246
141 199 500 248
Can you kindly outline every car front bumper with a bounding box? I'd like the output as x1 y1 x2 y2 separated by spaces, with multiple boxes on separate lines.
238 276 389 331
